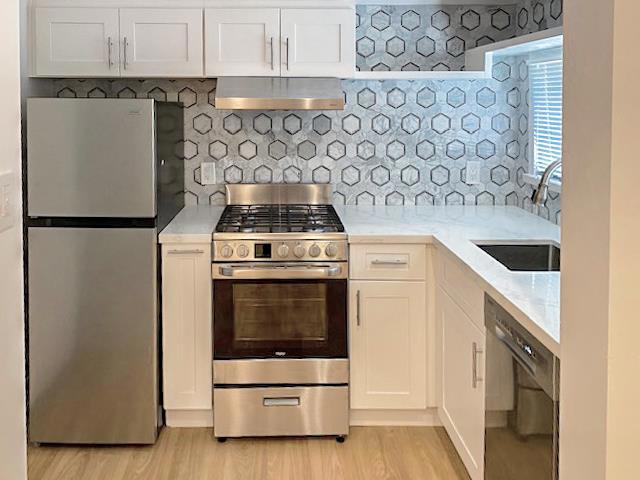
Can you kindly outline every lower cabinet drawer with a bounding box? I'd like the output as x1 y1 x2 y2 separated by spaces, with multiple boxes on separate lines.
214 386 349 437
350 244 426 280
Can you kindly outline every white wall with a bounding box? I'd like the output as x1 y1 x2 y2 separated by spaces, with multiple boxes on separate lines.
561 0 640 478
0 0 27 479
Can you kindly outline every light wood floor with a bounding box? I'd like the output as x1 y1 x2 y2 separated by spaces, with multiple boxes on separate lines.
28 427 469 480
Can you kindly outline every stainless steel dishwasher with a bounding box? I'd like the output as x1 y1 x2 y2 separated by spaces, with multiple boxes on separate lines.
484 295 560 480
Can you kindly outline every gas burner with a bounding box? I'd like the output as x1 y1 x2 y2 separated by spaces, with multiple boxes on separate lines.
215 204 345 234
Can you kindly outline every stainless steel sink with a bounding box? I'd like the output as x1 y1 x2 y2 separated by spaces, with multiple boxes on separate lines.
476 243 560 272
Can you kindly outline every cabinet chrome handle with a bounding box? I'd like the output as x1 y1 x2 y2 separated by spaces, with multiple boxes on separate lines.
107 36 113 69
123 36 128 70
356 290 361 326
371 259 408 266
285 37 290 70
270 36 274 70
168 249 204 255
472 342 483 389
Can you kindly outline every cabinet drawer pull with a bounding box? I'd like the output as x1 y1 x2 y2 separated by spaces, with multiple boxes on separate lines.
285 37 290 70
107 36 113 69
370 259 408 266
472 342 483 389
123 36 129 70
168 249 205 255
269 36 274 70
263 397 300 407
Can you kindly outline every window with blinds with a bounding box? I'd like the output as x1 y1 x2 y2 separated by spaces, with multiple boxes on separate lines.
529 49 563 180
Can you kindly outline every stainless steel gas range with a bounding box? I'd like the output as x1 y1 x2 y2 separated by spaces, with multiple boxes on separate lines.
211 184 349 442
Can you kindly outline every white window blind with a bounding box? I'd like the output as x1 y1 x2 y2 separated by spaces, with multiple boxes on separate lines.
530 49 563 180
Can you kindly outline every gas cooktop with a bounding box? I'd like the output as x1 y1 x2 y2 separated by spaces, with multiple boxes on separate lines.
215 204 345 234
212 185 348 262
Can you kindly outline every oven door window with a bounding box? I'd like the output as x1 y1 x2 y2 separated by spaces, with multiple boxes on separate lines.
214 279 347 359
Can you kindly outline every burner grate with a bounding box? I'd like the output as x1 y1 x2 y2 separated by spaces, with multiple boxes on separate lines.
215 204 345 234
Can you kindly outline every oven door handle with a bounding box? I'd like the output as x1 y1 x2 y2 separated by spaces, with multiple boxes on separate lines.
215 264 344 279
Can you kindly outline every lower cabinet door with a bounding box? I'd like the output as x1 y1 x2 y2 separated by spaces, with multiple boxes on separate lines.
349 281 427 409
440 288 486 480
162 244 212 410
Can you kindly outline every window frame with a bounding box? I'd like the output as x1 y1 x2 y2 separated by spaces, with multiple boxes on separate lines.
526 47 564 191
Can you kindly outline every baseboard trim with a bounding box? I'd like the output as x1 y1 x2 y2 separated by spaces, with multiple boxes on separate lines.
164 408 440 428
165 409 214 427
349 408 442 426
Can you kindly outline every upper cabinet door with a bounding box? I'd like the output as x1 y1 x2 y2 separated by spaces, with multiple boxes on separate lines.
120 9 203 78
205 8 280 77
280 8 355 78
34 8 120 77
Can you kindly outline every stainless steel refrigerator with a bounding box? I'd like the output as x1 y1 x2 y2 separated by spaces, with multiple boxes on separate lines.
26 98 184 444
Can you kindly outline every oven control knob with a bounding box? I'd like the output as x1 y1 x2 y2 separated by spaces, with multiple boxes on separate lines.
325 243 339 258
220 244 234 258
237 244 250 258
277 244 290 258
309 244 322 258
293 244 306 258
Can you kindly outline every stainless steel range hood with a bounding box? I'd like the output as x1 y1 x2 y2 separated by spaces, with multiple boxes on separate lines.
214 77 345 110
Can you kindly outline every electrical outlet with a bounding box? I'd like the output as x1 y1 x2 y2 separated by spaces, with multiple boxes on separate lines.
201 162 217 185
466 160 482 185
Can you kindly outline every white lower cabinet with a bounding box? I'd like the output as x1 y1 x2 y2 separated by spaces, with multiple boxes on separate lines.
439 288 486 480
161 244 212 423
349 281 427 410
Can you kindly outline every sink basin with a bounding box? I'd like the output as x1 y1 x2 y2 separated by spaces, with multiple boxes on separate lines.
476 243 560 272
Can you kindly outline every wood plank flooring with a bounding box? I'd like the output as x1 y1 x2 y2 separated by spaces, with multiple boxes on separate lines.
28 427 469 480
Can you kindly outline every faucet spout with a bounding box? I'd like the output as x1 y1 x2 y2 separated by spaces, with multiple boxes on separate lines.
532 159 562 206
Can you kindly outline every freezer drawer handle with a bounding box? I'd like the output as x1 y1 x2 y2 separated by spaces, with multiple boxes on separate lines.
263 397 300 407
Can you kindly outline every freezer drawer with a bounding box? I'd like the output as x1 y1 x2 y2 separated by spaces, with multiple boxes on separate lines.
27 98 156 218
28 227 160 444
214 386 349 438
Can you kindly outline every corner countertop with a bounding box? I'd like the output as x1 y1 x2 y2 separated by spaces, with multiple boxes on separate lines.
160 205 561 356
159 206 224 243
335 205 560 356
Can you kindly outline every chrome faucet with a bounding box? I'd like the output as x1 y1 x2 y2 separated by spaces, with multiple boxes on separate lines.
532 159 562 206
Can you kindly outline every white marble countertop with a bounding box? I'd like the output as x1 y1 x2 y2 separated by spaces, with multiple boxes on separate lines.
159 206 224 243
160 205 561 356
336 205 561 356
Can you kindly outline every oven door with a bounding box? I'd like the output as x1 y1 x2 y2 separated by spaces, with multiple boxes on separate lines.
213 263 348 359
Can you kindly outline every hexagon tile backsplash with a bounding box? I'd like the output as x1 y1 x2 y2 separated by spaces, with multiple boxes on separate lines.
47 3 562 224
356 4 518 72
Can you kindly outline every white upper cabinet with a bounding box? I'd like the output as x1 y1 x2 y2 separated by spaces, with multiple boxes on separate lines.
34 8 119 77
350 281 427 410
205 8 281 77
280 8 355 77
32 5 355 78
120 9 203 77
